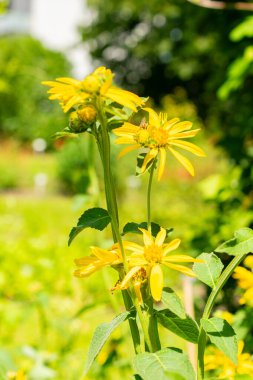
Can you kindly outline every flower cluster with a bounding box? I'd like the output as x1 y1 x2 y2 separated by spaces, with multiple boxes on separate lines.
233 255 253 306
113 107 205 179
74 228 200 302
42 66 144 113
205 341 253 380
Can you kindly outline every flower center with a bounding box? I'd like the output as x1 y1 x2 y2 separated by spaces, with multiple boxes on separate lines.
150 127 169 146
144 245 163 263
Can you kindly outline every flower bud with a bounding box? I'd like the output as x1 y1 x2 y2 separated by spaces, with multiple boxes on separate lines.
69 111 88 133
77 106 97 124
81 75 100 93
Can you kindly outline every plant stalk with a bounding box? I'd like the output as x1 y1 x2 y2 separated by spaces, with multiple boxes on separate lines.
197 252 248 379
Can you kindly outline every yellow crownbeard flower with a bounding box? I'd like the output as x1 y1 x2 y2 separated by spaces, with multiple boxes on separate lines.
120 228 201 301
7 370 26 380
205 341 253 380
113 107 205 180
233 258 253 306
74 245 122 278
42 66 144 113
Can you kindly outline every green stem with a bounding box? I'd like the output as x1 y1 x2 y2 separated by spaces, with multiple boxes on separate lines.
96 100 140 353
197 252 248 379
147 160 156 232
145 295 161 352
133 293 153 352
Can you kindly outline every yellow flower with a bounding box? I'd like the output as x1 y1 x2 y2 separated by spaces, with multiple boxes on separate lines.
120 228 200 301
214 310 234 325
74 245 122 278
42 66 144 113
7 370 26 380
113 107 205 180
205 341 253 380
233 264 253 306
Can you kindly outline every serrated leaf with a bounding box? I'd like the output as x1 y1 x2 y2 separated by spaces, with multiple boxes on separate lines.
68 207 111 245
201 317 238 364
136 152 155 176
215 228 253 256
122 222 173 238
154 287 186 318
157 311 199 344
85 312 129 374
133 348 195 380
193 252 224 288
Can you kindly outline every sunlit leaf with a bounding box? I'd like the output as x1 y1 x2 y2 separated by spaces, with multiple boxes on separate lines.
193 252 224 288
215 228 253 256
154 287 186 318
201 317 238 364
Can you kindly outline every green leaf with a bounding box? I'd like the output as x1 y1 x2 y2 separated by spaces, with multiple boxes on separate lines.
157 311 199 344
136 152 154 176
85 312 129 374
122 222 173 238
68 207 111 246
215 228 253 256
133 348 195 380
193 252 224 288
154 287 186 318
201 317 238 364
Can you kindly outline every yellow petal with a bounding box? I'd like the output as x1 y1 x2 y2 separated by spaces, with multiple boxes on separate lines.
100 76 113 95
164 254 201 263
139 228 154 246
74 256 98 266
164 263 196 277
169 147 195 176
90 246 117 262
141 148 158 173
169 129 200 139
113 123 140 136
123 241 144 253
170 140 206 157
162 239 181 255
164 118 180 130
56 77 81 87
157 147 166 181
142 107 160 127
117 144 140 158
129 258 147 266
121 266 142 288
155 228 166 246
114 137 136 145
170 121 193 134
150 264 163 301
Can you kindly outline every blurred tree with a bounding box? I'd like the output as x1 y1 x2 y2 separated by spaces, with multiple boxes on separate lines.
80 0 253 206
0 35 70 146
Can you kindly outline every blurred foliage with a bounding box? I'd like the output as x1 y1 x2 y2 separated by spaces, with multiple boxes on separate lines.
0 36 70 146
81 0 253 202
56 138 92 195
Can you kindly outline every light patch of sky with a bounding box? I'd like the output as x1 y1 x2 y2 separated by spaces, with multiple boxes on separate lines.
30 0 93 78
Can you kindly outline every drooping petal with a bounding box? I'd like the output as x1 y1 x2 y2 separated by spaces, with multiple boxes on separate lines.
155 228 166 247
139 228 154 246
142 108 160 128
157 147 166 181
170 140 206 157
121 266 142 288
128 257 148 267
118 144 140 158
90 246 118 262
141 148 158 173
100 75 113 95
169 147 195 176
74 256 98 266
150 264 163 301
162 239 181 255
164 263 196 277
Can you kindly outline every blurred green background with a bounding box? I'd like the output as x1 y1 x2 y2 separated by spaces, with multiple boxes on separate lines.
0 0 253 379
